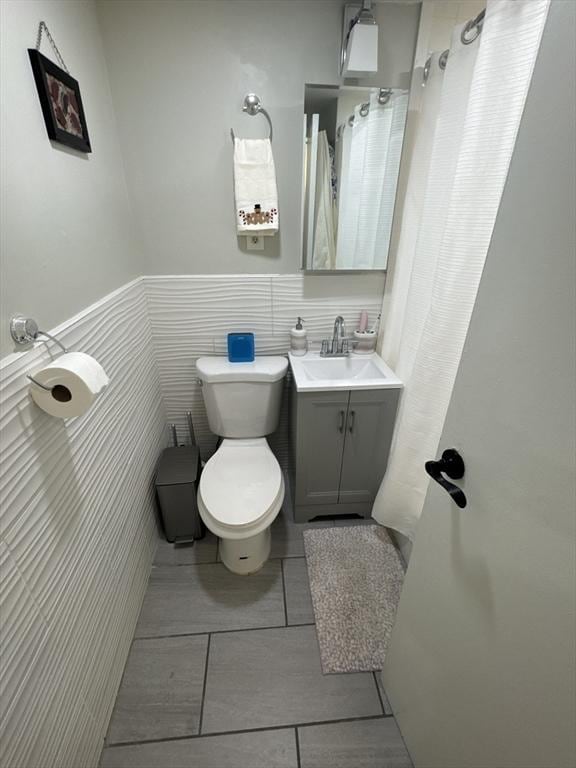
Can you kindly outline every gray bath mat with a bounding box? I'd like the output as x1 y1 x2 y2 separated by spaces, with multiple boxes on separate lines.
303 525 405 674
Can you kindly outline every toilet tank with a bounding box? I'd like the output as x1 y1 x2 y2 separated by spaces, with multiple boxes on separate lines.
196 357 288 438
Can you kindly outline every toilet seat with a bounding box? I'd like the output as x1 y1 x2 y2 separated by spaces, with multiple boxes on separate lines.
198 438 284 539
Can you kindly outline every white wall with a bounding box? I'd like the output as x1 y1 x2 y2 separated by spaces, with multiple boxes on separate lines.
0 280 166 768
0 0 143 357
96 0 421 274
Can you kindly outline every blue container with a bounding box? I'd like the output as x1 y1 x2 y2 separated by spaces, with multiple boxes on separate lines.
227 333 255 363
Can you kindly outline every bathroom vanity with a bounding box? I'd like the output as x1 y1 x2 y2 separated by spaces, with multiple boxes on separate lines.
288 352 402 522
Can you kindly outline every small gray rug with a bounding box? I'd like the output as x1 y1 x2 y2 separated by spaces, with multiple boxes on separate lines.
303 525 405 674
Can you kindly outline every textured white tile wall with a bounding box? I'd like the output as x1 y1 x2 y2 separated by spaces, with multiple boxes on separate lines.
144 273 386 465
0 279 166 768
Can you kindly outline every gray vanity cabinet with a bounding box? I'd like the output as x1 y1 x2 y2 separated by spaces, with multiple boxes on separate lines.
292 391 349 507
291 386 400 522
339 389 400 505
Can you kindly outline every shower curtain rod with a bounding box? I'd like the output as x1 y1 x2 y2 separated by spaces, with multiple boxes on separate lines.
423 7 486 84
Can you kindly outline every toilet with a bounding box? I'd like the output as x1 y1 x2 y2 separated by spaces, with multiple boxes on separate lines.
196 356 288 574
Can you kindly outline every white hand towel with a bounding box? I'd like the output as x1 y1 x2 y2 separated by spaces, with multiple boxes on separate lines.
234 138 279 236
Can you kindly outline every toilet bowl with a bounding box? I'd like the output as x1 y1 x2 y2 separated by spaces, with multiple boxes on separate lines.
195 355 288 575
198 438 284 574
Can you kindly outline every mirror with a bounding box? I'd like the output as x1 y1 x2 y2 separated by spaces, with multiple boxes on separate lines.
302 83 409 272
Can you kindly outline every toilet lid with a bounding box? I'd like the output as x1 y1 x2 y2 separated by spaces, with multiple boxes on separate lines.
200 439 282 527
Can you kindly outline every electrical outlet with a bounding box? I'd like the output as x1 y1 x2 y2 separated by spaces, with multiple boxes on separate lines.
246 235 265 250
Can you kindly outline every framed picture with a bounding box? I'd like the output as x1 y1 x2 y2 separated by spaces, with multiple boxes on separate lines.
28 49 91 153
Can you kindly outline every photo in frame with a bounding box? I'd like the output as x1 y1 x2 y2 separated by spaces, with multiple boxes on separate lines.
28 49 91 153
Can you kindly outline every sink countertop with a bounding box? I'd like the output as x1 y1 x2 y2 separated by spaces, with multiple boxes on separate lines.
289 351 403 393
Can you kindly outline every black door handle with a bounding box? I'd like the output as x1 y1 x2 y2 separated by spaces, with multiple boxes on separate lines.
425 448 467 509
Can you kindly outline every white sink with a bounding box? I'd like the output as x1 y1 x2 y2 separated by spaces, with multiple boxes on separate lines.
299 357 384 381
289 352 402 392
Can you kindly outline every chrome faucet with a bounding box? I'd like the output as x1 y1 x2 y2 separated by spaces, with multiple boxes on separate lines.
332 316 345 352
320 316 349 357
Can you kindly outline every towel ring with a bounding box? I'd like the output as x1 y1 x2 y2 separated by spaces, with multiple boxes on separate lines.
230 93 273 142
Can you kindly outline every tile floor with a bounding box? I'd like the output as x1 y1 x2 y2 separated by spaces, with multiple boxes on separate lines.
100 504 413 768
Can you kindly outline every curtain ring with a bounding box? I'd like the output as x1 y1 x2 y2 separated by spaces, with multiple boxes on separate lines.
461 18 482 45
359 103 369 117
423 55 432 85
377 88 391 105
439 50 449 70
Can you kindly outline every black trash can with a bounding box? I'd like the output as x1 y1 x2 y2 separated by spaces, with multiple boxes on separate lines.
155 445 204 542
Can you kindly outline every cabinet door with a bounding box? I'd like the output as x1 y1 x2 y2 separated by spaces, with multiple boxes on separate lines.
339 389 400 505
294 391 349 506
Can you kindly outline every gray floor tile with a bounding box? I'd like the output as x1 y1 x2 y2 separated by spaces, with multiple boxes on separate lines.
100 728 298 768
106 636 208 745
202 625 382 733
270 507 334 559
375 670 393 715
298 717 413 768
283 557 315 625
154 534 218 566
135 561 285 638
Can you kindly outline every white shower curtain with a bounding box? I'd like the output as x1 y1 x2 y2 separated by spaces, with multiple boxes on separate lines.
336 91 408 269
372 0 551 539
312 130 336 269
380 53 446 370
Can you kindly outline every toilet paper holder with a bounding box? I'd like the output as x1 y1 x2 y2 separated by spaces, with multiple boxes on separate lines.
10 315 68 392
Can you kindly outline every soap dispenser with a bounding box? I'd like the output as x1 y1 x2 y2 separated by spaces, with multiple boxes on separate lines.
290 317 308 356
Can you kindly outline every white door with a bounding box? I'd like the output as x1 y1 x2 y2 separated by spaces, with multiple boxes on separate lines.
383 3 576 767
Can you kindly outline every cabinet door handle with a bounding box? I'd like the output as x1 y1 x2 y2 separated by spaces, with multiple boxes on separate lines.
348 410 356 433
338 410 345 433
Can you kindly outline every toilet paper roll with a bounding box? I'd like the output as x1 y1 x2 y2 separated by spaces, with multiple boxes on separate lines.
29 352 110 418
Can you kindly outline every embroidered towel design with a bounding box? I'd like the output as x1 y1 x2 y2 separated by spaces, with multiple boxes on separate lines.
234 138 279 236
239 204 278 227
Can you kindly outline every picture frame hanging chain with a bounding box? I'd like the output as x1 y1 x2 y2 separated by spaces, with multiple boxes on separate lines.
35 21 69 74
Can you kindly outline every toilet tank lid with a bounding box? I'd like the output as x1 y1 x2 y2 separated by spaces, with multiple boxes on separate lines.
196 356 288 383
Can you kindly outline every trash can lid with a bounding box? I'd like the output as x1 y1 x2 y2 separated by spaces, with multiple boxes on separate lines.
156 446 200 486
